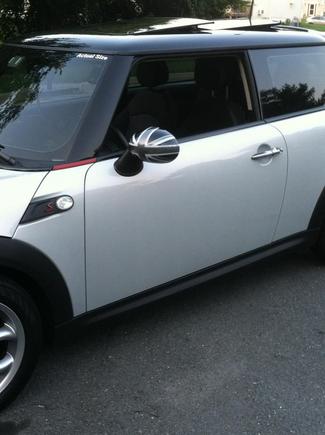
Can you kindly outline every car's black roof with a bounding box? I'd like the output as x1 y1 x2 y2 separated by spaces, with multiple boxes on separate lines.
5 22 325 56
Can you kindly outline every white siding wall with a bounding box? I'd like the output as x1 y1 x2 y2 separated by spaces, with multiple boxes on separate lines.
304 2 325 16
252 0 325 20
253 0 303 20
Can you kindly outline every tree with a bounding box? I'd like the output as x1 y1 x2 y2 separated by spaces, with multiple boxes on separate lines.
261 83 320 116
191 0 239 18
139 0 192 16
139 0 247 17
0 0 250 39
0 0 25 39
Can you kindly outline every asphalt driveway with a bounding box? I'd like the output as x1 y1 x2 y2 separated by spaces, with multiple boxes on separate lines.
0 249 324 435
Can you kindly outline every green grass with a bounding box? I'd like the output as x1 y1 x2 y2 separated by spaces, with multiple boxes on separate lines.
301 22 325 32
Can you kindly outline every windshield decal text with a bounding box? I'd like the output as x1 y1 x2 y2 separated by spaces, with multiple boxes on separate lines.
77 53 108 61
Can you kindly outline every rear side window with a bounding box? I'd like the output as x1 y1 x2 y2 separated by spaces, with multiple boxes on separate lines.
250 46 325 118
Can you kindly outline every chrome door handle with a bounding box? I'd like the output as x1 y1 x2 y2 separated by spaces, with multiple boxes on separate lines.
251 147 283 161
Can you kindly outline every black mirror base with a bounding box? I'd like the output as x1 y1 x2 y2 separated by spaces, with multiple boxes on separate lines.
114 150 144 177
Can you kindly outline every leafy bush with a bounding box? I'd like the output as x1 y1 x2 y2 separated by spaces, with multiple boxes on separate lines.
0 0 248 38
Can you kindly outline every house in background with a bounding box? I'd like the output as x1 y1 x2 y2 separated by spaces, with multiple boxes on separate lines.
305 1 325 16
252 0 325 21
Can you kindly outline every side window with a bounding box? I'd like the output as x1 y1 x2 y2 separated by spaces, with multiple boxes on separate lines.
106 54 256 154
129 58 195 88
250 46 325 119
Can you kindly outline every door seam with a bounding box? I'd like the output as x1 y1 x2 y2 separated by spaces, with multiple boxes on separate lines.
267 122 289 242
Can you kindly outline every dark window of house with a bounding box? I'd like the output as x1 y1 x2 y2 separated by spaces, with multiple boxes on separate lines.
250 46 325 119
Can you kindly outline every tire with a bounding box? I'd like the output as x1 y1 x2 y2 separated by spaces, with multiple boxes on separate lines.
314 226 325 261
0 277 42 409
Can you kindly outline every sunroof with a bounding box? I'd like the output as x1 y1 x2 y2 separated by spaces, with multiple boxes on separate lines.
130 18 214 35
64 17 212 36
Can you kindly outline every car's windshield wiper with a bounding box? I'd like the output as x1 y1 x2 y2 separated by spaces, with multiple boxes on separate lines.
0 146 16 166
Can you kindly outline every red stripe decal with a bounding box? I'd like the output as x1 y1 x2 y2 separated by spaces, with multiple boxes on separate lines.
53 158 96 171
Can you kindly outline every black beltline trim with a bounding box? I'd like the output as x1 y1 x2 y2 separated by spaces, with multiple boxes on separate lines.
56 230 317 335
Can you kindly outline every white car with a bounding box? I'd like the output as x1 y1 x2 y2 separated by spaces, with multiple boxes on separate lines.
307 15 325 24
0 19 325 408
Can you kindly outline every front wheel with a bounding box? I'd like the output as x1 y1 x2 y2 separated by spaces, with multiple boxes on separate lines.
0 278 42 409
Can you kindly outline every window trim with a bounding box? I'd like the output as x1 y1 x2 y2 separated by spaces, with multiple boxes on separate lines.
178 120 266 145
99 49 262 160
129 50 260 120
239 59 253 112
263 104 325 123
99 119 267 163
244 50 263 121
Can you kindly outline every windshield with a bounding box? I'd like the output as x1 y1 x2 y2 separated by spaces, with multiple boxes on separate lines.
0 46 109 169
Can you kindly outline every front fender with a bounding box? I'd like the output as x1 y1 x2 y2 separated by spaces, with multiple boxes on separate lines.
0 237 73 325
0 169 48 237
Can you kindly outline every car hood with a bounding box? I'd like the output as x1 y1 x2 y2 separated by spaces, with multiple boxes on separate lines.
0 169 48 237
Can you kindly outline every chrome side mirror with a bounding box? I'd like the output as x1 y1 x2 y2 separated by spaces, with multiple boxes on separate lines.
114 127 179 177
129 127 179 164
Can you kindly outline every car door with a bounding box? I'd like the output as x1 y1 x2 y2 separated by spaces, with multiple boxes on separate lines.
85 124 287 311
84 52 288 311
249 46 325 240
